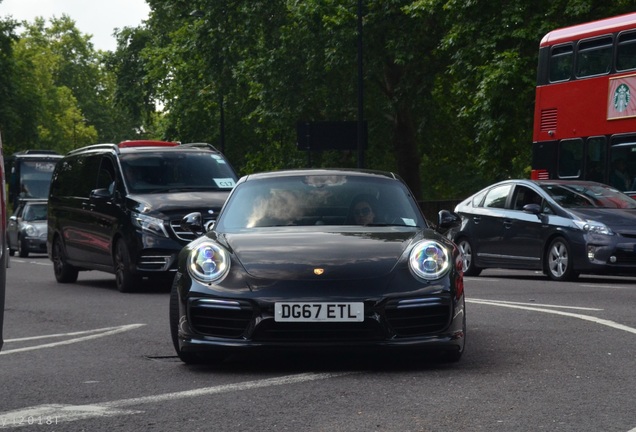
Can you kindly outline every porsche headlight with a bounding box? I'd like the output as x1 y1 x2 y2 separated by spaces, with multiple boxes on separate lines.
409 240 450 280
188 241 230 283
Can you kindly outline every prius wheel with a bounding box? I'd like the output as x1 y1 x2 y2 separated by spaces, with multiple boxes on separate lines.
52 236 78 283
114 239 142 293
457 237 481 276
546 237 579 281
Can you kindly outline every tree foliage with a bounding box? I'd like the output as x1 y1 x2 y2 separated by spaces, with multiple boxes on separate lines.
4 1 636 200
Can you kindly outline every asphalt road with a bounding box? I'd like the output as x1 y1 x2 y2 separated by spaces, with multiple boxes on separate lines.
1 254 635 432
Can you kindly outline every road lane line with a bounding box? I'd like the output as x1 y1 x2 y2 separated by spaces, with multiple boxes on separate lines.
0 372 352 428
0 324 145 355
468 299 636 335
468 299 603 311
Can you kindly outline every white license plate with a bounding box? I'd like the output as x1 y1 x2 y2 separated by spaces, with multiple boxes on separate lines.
274 302 364 322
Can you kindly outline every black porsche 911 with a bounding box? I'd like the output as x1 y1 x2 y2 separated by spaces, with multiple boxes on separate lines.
170 169 466 364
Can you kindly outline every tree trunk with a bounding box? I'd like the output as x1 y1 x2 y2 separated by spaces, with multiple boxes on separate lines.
383 60 423 201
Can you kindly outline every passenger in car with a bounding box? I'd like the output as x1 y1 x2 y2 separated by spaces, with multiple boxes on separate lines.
348 194 377 225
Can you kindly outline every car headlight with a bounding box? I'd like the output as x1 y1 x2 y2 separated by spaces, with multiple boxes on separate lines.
131 212 169 238
24 224 38 237
409 240 451 280
573 220 614 236
188 241 230 283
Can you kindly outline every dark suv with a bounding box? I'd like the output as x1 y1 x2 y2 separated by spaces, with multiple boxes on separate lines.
47 141 238 292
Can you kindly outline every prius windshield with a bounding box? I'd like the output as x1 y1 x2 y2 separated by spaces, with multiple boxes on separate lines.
540 183 636 209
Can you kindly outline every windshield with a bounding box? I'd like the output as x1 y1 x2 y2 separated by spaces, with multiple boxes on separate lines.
217 174 426 230
119 152 236 193
17 160 58 199
23 203 47 221
540 183 636 209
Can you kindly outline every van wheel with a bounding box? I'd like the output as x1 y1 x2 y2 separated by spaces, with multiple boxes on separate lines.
546 237 579 281
18 236 29 258
52 237 78 283
114 239 141 293
457 237 482 276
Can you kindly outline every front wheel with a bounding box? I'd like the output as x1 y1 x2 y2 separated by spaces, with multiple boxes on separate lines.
546 237 578 281
114 239 141 293
18 236 29 258
170 278 205 364
457 237 482 276
52 236 78 283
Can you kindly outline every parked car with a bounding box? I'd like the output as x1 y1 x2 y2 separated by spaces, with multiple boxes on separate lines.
47 141 238 292
171 169 465 364
7 198 48 257
444 179 636 281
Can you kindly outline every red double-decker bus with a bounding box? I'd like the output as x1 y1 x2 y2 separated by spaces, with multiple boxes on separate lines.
532 12 636 194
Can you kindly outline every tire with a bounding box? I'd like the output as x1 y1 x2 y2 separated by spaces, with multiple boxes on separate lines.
52 236 79 283
114 239 142 293
457 237 482 276
546 237 579 281
169 278 203 364
18 236 29 258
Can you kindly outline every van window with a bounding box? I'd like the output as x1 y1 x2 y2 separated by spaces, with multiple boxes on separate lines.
120 151 237 193
51 155 101 197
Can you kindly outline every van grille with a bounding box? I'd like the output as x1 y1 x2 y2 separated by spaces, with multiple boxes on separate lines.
170 216 216 242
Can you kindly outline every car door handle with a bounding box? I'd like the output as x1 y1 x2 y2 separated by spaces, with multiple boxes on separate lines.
472 216 481 224
503 220 513 229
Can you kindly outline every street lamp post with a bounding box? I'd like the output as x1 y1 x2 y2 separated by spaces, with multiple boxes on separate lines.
357 0 364 168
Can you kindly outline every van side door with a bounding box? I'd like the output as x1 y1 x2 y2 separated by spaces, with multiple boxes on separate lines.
87 156 118 267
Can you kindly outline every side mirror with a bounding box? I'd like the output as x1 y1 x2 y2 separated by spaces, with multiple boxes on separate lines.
522 203 541 214
181 212 205 237
437 209 461 229
90 188 112 199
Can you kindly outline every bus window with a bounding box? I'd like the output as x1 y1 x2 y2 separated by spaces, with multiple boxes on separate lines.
616 31 636 71
610 141 636 191
576 36 613 78
549 44 574 82
585 136 606 182
558 139 583 178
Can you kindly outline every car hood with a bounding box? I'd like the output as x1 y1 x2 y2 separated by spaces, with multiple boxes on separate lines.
570 208 636 230
21 220 47 227
126 191 230 216
221 227 424 280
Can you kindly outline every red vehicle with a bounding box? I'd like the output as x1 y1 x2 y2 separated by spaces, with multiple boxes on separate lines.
532 12 636 195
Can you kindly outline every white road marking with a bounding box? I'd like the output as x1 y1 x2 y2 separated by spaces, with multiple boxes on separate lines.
468 299 636 335
0 372 352 428
0 324 145 355
468 299 603 311
9 258 51 266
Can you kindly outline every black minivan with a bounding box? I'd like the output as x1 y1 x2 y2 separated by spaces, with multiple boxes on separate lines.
47 141 238 292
